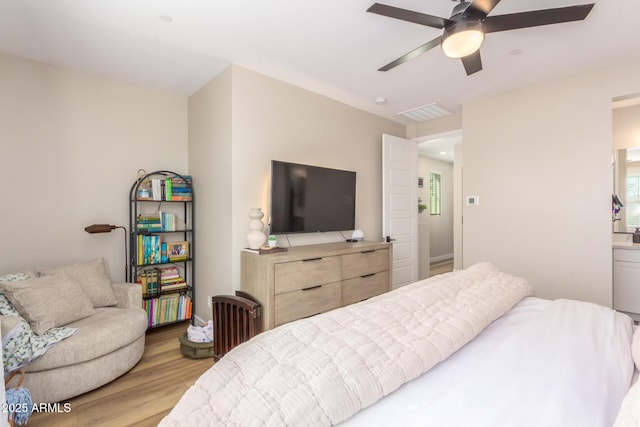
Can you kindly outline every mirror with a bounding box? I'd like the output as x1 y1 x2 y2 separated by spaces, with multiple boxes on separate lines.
614 148 640 233
612 96 640 233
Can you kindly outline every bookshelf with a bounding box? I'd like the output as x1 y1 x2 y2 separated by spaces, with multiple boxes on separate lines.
129 170 195 328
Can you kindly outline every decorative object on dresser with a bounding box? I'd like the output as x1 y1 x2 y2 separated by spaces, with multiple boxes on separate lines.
129 170 194 328
246 207 267 250
240 241 392 331
242 246 288 255
346 229 364 242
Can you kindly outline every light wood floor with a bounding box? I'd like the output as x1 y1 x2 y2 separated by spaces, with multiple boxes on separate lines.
430 259 454 276
26 321 213 427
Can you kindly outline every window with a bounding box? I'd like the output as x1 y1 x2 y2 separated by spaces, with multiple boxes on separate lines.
429 172 441 216
627 174 640 228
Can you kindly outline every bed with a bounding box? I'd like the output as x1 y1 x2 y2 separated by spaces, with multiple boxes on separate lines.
160 262 637 427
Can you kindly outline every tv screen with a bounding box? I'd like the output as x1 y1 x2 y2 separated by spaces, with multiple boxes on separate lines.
270 160 356 234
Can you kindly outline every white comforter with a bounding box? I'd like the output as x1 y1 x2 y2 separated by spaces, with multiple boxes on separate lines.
344 297 634 427
160 262 531 426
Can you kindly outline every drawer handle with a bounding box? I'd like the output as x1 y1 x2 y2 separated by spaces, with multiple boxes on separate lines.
361 250 375 254
302 257 322 262
361 273 375 278
302 285 322 291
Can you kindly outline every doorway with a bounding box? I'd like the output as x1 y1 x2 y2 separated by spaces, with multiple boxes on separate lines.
415 130 462 278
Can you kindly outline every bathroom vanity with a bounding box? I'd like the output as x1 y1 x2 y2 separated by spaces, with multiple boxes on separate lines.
613 237 640 321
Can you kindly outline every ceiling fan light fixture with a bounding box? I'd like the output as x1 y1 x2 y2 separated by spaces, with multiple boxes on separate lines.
441 21 485 59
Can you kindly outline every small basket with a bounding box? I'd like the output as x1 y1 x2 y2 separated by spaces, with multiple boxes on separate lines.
178 332 214 359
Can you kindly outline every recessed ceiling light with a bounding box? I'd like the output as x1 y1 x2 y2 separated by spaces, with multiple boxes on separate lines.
509 48 523 56
375 97 387 105
159 15 173 23
440 151 447 155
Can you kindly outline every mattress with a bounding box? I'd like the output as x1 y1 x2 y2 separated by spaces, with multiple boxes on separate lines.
343 297 634 427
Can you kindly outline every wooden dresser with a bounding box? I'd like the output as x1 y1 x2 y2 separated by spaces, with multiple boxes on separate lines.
240 241 392 331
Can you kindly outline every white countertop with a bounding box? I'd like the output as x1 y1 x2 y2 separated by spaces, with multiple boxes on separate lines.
613 234 640 249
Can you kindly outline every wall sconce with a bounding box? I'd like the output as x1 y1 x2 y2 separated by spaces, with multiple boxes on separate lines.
84 224 128 282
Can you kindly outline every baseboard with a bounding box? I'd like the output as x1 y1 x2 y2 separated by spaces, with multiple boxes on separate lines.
430 253 453 264
193 314 208 326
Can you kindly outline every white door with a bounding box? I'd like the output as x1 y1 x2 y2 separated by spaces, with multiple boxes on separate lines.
382 134 418 289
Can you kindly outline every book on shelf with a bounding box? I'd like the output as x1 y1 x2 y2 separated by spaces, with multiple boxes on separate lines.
135 234 191 266
143 294 192 327
161 242 168 263
136 214 163 233
151 179 163 201
136 211 184 233
137 235 162 265
138 268 160 297
243 246 288 255
167 241 189 261
161 282 188 293
165 177 173 201
137 175 192 202
158 266 187 293
159 211 178 232
167 175 192 201
158 266 180 280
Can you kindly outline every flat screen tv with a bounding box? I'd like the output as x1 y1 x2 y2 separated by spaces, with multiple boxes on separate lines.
270 160 356 234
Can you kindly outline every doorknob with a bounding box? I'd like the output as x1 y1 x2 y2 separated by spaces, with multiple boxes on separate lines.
385 236 396 243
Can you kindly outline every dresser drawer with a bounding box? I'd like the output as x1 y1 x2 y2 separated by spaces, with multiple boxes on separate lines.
274 256 341 294
342 271 389 306
274 282 341 326
342 249 389 279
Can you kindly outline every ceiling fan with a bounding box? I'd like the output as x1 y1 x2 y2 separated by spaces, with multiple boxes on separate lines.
367 0 595 75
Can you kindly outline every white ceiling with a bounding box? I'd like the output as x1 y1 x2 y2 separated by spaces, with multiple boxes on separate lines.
1 0 639 125
417 130 462 163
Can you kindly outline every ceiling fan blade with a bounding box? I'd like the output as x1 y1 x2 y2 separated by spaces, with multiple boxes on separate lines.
468 0 501 16
367 3 451 29
378 36 443 71
461 51 483 75
483 4 594 33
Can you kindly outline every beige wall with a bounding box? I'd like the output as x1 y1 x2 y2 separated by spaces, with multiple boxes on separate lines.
10 47 638 320
462 57 640 307
0 53 188 282
407 114 462 139
187 65 405 311
613 104 640 150
229 65 405 291
188 67 233 320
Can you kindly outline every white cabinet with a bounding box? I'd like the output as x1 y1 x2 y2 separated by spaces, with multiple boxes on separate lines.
613 248 640 320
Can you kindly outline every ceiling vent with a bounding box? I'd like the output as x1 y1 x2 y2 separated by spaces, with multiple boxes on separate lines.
398 103 452 122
